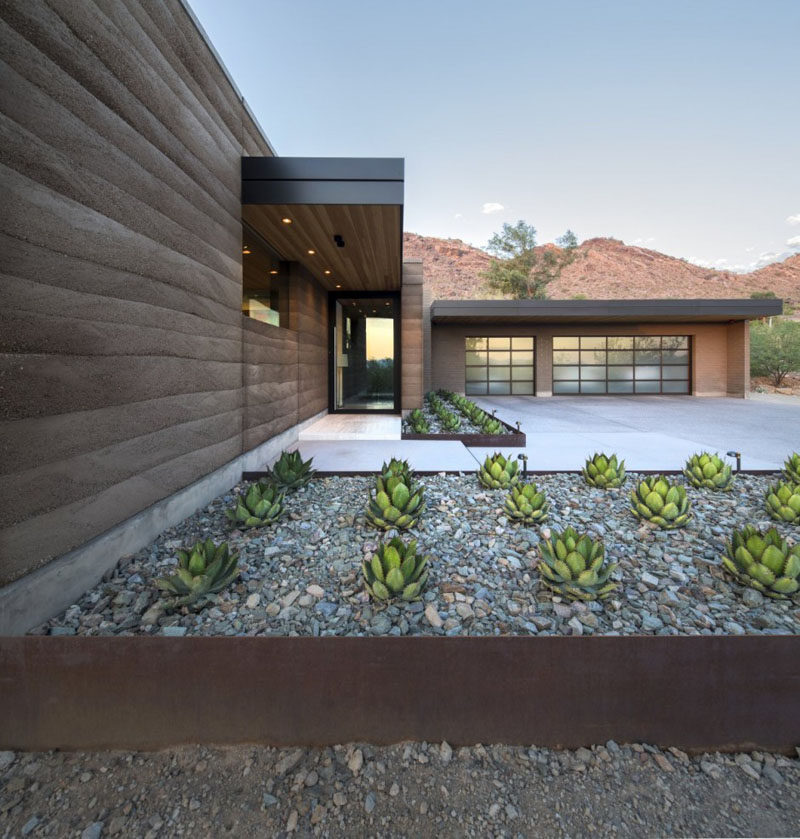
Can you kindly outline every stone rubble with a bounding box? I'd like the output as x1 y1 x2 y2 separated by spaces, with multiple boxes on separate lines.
2 742 798 837
37 473 799 639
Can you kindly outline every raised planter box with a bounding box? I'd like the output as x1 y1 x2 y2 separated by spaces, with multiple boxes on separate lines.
2 636 798 752
402 414 525 448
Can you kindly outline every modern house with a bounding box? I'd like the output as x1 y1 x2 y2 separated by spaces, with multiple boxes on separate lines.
0 0 782 632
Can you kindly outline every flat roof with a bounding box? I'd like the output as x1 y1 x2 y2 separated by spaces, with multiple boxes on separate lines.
242 157 404 291
430 298 784 324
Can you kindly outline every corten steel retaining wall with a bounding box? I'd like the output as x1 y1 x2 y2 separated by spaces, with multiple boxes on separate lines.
431 322 746 397
2 637 799 752
0 0 328 587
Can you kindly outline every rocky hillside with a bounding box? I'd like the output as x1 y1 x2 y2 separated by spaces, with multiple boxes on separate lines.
403 232 800 305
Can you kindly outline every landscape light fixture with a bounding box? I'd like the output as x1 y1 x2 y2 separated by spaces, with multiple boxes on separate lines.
333 234 345 247
727 450 742 472
517 453 529 480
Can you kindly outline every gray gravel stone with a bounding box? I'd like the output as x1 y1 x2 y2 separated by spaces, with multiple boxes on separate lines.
81 823 104 839
39 473 799 640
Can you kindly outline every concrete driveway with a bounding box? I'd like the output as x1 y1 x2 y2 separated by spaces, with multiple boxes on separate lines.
474 395 799 471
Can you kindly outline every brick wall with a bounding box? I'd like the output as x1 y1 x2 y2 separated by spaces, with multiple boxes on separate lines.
431 321 747 397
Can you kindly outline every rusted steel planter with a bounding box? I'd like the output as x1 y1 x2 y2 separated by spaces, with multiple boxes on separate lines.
2 636 798 752
402 415 525 448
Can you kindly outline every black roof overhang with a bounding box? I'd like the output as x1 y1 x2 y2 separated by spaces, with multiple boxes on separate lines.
429 298 784 324
242 156 404 205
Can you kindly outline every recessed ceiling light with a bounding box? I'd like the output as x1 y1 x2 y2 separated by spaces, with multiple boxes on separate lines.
242 247 251 254
269 269 278 275
335 284 342 289
324 269 331 275
307 249 315 255
281 217 292 224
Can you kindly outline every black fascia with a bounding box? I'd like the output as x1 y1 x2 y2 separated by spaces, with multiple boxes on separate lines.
429 298 784 321
242 157 404 181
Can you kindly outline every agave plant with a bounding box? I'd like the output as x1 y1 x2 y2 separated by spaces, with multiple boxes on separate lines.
783 452 800 484
366 471 425 531
362 536 430 602
721 525 800 599
380 457 414 485
270 449 316 491
629 475 691 529
503 482 549 524
683 452 735 491
480 417 503 434
407 408 430 434
155 538 239 611
765 480 800 524
438 411 461 432
537 526 618 601
225 479 285 528
582 453 626 489
478 452 520 490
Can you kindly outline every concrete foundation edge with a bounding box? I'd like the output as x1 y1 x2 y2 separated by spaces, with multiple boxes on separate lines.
0 411 327 635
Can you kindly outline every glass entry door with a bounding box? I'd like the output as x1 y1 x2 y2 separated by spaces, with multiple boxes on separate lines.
332 295 398 411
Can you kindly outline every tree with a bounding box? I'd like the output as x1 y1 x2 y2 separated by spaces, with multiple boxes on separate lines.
481 220 579 299
750 319 800 386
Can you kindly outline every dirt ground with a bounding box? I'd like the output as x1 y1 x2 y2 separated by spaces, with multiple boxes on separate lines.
2 742 799 838
751 371 800 396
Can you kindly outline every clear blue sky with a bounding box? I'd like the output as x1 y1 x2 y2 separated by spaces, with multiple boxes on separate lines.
190 0 800 272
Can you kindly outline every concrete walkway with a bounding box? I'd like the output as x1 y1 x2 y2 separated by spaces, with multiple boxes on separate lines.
279 396 797 473
473 395 798 471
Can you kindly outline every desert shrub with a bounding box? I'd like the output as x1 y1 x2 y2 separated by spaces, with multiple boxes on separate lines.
750 319 800 386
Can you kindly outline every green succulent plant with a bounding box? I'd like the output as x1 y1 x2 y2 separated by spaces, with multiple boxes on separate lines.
380 458 415 485
480 417 503 434
478 452 520 490
503 482 549 524
155 538 239 611
582 453 626 488
270 449 316 491
683 452 735 491
225 479 285 528
361 536 430 602
366 472 425 531
783 452 800 484
721 525 800 599
407 408 430 434
537 526 618 601
438 411 461 432
630 475 691 529
765 480 800 524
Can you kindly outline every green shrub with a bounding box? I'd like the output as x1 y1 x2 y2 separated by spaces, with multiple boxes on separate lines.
750 319 800 386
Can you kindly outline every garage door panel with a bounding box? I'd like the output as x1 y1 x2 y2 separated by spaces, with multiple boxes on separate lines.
552 335 691 395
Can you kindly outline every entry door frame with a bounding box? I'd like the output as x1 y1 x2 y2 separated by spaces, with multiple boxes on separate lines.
327 290 402 414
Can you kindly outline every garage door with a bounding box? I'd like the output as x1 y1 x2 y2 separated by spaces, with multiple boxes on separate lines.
552 336 690 394
465 336 535 395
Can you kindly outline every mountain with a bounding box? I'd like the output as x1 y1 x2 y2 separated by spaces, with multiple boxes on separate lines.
402 233 800 306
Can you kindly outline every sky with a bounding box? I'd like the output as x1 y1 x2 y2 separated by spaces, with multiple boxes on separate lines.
190 0 800 273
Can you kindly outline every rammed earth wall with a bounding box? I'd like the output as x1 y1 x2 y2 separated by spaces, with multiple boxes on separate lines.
0 0 328 585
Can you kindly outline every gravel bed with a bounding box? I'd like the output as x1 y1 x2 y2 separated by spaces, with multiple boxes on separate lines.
402 403 512 435
36 473 800 638
2 741 799 837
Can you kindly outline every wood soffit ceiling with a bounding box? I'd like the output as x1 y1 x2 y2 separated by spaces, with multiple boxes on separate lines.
242 204 402 291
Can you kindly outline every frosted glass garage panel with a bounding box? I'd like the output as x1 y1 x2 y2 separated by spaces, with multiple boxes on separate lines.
465 337 535 396
552 335 691 395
